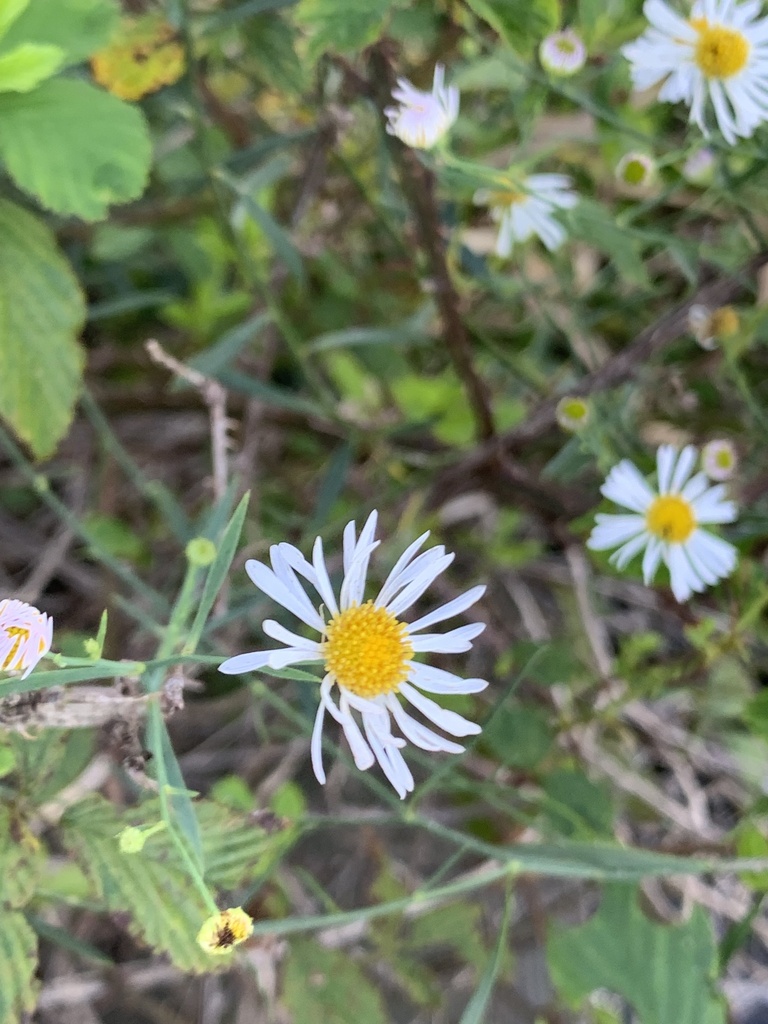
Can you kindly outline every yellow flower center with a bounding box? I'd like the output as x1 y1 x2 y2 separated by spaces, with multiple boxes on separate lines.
197 908 253 955
710 305 740 338
691 18 750 78
715 448 733 468
2 626 29 670
488 189 526 208
645 495 696 543
323 601 413 698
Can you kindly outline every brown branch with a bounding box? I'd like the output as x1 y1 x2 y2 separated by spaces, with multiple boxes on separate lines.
366 46 496 442
430 250 768 506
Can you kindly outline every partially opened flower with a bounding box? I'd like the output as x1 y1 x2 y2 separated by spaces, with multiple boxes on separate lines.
702 439 738 480
220 512 487 798
474 174 578 256
622 0 768 145
384 64 459 149
197 908 253 955
616 151 656 188
540 29 587 76
556 396 591 431
587 445 738 602
0 600 52 679
688 303 740 349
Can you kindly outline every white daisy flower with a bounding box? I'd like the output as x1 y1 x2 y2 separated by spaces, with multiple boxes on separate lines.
384 64 459 150
587 445 738 602
688 302 740 348
622 0 768 145
702 438 738 479
219 512 487 799
0 599 53 678
540 29 587 76
474 174 578 256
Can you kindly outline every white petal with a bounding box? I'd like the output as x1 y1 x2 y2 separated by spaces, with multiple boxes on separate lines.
587 514 647 551
691 486 738 524
399 681 481 736
665 544 700 602
268 648 323 669
670 445 698 492
310 698 327 784
407 661 489 694
407 584 486 633
362 714 413 799
312 536 339 615
409 622 485 653
656 445 677 494
338 693 376 770
601 461 655 512
340 539 380 610
375 531 430 605
262 619 321 653
376 546 446 608
642 537 664 584
219 650 282 674
342 519 357 574
386 694 465 753
245 559 325 632
610 531 650 570
385 552 455 617
686 529 738 579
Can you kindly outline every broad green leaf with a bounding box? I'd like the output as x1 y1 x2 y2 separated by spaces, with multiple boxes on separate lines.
0 0 118 65
0 199 85 458
62 795 294 971
466 0 558 54
542 769 614 838
294 0 392 59
547 885 726 1024
0 42 63 91
0 807 45 908
0 78 151 220
567 199 649 287
282 939 388 1024
0 912 38 1024
483 701 553 768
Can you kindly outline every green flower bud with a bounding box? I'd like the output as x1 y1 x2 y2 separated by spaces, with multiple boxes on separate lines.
186 537 217 567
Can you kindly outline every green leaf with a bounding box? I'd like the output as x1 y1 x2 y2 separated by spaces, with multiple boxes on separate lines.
483 701 553 768
0 0 119 65
465 0 558 53
0 807 45 908
10 729 95 807
184 492 250 654
282 939 388 1024
0 199 85 458
0 78 151 220
542 769 614 838
459 890 511 1024
294 0 392 59
547 885 726 1024
0 0 30 43
567 200 649 287
0 912 38 1024
0 43 63 91
62 795 294 972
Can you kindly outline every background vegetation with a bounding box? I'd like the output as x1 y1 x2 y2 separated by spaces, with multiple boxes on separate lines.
2 0 768 1020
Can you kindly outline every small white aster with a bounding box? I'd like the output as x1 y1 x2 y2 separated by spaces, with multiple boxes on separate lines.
384 64 459 150
219 512 487 799
622 0 768 145
688 303 740 348
474 174 578 256
702 438 738 480
0 599 53 678
587 445 738 602
540 29 587 76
